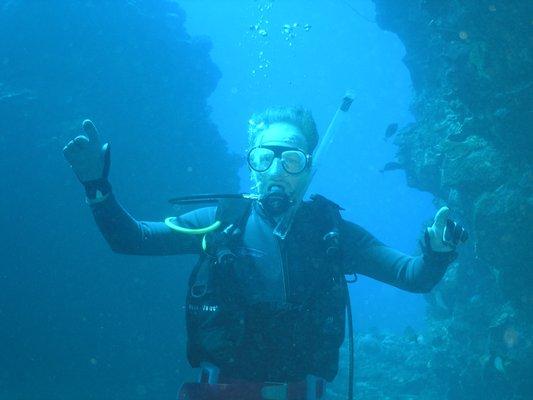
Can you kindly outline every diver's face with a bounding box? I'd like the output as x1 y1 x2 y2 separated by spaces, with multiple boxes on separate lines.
249 122 311 200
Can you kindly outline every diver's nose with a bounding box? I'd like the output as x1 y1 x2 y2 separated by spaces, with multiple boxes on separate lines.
268 157 285 175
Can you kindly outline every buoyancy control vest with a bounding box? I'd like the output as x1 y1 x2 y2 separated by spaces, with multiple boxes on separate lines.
185 194 351 382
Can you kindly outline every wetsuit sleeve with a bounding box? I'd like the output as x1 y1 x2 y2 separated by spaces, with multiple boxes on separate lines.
89 193 216 255
340 220 456 293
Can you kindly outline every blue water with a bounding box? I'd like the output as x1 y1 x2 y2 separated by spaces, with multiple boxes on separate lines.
180 0 435 334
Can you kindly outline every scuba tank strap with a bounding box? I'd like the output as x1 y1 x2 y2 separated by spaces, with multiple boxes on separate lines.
310 194 356 400
310 193 358 282
202 198 254 263
189 198 254 300
309 194 344 262
215 197 254 228
185 198 254 371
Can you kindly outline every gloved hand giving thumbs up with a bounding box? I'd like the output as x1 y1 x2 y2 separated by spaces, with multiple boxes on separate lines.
63 119 111 200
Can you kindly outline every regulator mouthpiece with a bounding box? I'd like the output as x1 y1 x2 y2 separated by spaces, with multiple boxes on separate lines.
260 185 290 216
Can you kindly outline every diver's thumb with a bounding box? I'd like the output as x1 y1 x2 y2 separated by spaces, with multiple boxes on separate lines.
101 143 111 178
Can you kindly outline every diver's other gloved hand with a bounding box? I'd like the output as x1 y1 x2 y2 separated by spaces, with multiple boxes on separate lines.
426 206 468 252
63 119 111 201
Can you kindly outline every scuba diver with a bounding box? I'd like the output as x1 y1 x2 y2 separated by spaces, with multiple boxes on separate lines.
63 101 467 400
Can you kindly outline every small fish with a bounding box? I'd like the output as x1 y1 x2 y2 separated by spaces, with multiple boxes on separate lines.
379 161 403 173
383 123 398 140
447 132 468 142
416 334 426 345
494 356 505 373
459 31 469 40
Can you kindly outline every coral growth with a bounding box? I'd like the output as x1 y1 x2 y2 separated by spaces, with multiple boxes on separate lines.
334 1 533 398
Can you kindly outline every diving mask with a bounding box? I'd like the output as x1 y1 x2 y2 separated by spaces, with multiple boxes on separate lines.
247 145 311 175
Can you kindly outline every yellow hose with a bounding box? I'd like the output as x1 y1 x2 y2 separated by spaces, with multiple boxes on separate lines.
164 217 221 235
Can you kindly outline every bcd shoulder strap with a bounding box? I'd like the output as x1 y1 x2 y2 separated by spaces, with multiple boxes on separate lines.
188 197 253 298
308 193 344 262
202 198 253 259
309 194 356 399
185 198 254 368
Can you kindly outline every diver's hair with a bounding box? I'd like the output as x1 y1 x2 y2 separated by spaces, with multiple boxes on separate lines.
247 106 319 153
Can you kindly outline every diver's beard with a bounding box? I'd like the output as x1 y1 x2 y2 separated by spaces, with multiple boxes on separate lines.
259 185 293 217
251 172 309 217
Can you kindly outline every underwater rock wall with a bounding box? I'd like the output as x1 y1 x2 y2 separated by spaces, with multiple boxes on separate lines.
0 1 238 398
348 1 532 399
0 0 239 197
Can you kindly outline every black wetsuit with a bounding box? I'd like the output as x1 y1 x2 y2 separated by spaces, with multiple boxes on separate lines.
90 193 453 381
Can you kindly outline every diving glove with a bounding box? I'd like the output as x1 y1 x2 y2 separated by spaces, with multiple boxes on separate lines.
63 119 111 200
426 206 468 252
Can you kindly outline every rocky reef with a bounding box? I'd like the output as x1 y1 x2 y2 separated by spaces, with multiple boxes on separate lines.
333 1 532 399
0 1 239 197
0 1 238 398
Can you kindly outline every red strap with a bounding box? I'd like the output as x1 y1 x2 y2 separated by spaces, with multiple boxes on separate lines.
178 380 324 400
